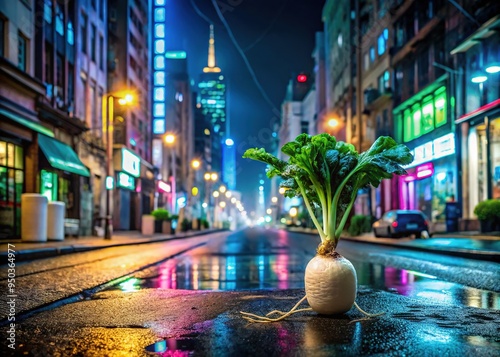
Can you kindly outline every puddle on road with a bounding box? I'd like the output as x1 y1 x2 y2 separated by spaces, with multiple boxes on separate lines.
145 338 197 356
108 253 499 311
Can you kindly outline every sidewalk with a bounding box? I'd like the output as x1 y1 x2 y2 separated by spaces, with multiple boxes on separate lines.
0 229 221 262
289 227 500 262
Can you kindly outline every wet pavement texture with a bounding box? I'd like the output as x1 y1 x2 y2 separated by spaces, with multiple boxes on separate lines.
108 229 500 311
2 228 499 356
3 288 499 356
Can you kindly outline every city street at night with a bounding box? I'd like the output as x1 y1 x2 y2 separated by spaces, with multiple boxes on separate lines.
0 228 499 355
1 0 500 355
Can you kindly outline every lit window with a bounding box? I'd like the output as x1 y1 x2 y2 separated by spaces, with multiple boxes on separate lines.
154 8 165 22
153 119 165 134
154 103 165 117
378 34 386 56
56 5 64 36
154 55 164 69
155 0 165 5
154 87 165 101
154 39 164 54
67 21 74 45
370 46 375 62
44 0 52 23
155 24 165 38
154 72 165 85
383 28 389 40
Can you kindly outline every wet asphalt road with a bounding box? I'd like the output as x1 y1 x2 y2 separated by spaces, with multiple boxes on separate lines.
1 228 499 356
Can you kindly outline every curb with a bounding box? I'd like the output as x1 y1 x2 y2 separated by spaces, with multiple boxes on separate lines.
0 229 225 262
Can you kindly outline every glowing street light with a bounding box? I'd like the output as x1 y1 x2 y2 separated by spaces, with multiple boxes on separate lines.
213 191 220 198
328 118 339 128
103 90 134 240
279 187 286 194
225 191 232 198
219 186 226 193
266 208 272 215
471 72 488 83
289 207 298 217
271 196 278 203
165 133 176 144
219 201 226 208
191 159 201 169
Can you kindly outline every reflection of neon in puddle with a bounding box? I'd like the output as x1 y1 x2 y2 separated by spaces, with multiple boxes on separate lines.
119 278 140 292
145 338 196 356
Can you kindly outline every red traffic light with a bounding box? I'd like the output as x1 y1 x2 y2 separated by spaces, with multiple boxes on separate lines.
297 74 307 83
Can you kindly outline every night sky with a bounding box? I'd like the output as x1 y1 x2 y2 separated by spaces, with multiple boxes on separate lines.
166 0 325 212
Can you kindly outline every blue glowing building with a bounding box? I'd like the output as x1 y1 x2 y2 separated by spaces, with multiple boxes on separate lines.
198 25 227 174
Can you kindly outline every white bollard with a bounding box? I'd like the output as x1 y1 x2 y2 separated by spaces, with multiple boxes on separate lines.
21 194 48 242
142 215 155 236
47 201 65 241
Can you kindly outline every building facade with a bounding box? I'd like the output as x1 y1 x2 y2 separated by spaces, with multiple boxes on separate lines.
450 4 500 229
107 0 153 230
0 0 48 238
75 0 108 235
198 24 226 175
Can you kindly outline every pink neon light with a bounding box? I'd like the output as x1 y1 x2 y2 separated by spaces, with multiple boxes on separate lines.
417 169 433 179
416 162 434 179
403 175 416 182
158 181 171 193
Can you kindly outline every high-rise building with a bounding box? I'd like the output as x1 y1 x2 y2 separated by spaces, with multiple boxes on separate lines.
107 0 154 230
198 24 226 174
76 0 109 235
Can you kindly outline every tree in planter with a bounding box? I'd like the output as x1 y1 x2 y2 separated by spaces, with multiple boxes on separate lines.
474 199 500 232
151 208 171 234
200 218 210 229
181 218 192 232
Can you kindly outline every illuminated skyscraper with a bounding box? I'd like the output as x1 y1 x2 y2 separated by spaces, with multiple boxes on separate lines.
198 24 226 174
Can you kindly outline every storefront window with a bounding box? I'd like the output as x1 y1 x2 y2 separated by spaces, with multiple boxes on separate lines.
412 104 422 138
404 109 412 142
41 170 58 201
399 87 447 142
434 89 446 127
422 97 434 134
0 140 24 237
491 118 500 199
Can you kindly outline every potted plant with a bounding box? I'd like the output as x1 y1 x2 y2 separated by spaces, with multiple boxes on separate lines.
181 218 191 232
200 218 209 230
151 208 171 234
474 199 500 232
241 133 412 321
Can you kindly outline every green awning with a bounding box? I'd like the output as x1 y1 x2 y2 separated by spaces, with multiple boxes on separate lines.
0 108 54 137
38 135 90 177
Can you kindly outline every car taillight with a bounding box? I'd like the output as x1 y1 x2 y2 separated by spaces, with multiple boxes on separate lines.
391 221 398 228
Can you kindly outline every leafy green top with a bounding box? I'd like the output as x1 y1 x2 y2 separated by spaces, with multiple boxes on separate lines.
243 134 413 251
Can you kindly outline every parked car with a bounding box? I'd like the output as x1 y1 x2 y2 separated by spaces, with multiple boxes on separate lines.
372 210 432 238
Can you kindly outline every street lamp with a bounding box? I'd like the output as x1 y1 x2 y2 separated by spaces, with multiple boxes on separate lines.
164 133 177 213
328 118 339 128
104 91 134 240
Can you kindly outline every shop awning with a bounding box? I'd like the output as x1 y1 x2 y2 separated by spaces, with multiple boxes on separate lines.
38 134 90 177
0 108 55 137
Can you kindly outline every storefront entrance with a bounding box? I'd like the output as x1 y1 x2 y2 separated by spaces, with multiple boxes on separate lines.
0 140 24 238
